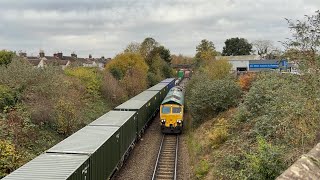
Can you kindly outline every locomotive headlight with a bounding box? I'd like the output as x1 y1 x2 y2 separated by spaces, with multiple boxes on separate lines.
177 120 182 124
161 119 166 124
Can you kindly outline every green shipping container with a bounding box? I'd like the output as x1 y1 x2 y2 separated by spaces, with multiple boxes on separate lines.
2 153 90 180
178 70 184 78
146 83 170 101
115 99 151 135
89 111 137 158
131 91 160 119
47 126 121 180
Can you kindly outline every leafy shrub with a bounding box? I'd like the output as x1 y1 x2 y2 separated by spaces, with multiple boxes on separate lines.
207 118 229 149
65 67 102 97
0 85 15 111
101 72 127 106
195 159 210 179
238 73 256 91
0 140 21 178
243 73 320 146
54 99 79 136
188 77 242 125
0 50 15 67
245 137 285 180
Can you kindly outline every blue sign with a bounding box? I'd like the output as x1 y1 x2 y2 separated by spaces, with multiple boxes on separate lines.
249 64 279 68
282 60 288 67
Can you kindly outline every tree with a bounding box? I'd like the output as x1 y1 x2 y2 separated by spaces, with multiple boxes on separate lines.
155 46 172 64
146 46 172 65
222 37 253 56
252 40 274 56
139 37 159 59
203 58 232 81
171 54 195 65
0 50 15 67
283 10 320 70
124 42 141 53
195 39 217 66
106 52 149 81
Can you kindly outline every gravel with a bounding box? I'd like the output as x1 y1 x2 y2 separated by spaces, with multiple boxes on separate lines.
113 113 192 180
177 132 193 180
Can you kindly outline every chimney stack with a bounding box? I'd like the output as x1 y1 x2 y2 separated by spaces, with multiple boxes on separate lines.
18 51 27 57
71 52 77 58
89 54 92 59
39 50 45 58
57 52 63 59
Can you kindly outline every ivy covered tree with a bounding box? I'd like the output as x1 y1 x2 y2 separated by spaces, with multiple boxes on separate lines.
222 37 253 56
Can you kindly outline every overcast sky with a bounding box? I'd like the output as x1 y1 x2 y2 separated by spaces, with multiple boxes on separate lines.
0 0 319 58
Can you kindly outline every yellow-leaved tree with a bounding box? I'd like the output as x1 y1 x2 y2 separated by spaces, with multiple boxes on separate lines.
203 57 232 80
106 52 149 96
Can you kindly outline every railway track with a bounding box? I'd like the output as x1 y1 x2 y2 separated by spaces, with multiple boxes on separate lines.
152 135 179 180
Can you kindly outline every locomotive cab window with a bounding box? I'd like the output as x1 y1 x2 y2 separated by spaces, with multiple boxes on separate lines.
172 107 181 113
162 106 171 114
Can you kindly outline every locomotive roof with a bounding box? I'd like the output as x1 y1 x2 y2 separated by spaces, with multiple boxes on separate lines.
161 87 184 106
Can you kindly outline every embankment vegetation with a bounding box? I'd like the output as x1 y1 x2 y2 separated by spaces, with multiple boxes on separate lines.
0 37 174 177
186 11 320 179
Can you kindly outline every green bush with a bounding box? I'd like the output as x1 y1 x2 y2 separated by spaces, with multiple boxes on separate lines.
245 137 285 180
188 76 242 125
195 159 210 179
0 85 14 111
243 73 320 145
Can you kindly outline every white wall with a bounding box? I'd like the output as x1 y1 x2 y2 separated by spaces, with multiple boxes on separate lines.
228 60 249 71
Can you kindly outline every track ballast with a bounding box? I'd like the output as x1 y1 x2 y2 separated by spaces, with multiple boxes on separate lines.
152 135 179 180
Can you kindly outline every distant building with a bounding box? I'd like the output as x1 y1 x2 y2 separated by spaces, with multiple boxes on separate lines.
20 51 109 69
215 55 292 73
215 55 261 72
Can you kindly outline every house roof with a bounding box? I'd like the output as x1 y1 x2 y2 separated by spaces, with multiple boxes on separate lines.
46 59 69 66
44 56 58 61
28 59 41 66
215 55 261 61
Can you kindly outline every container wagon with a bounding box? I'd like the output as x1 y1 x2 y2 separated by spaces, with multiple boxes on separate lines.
159 78 175 89
1 153 91 180
2 78 175 180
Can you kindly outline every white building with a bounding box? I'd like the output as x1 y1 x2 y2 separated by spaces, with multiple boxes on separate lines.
215 55 261 72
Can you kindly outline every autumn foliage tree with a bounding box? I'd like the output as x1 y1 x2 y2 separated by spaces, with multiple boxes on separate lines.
203 58 232 80
238 73 256 91
106 52 149 96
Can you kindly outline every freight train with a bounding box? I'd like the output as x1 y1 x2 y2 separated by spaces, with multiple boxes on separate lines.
2 78 176 180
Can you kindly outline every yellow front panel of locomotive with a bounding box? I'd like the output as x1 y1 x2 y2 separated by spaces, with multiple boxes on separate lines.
160 104 183 127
